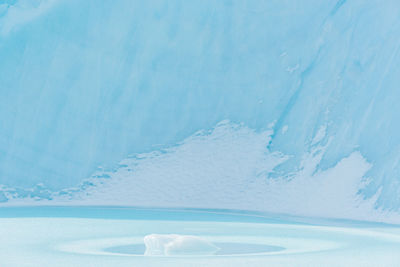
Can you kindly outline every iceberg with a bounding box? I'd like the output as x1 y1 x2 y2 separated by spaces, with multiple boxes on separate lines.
0 0 400 223
144 234 220 256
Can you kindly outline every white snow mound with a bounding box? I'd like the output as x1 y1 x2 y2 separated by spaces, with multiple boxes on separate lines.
144 234 220 256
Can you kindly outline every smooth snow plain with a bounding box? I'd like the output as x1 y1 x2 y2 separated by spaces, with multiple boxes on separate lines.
1 207 400 267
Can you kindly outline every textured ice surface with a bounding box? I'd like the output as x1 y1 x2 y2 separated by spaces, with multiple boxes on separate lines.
3 122 398 223
144 234 219 256
1 0 400 222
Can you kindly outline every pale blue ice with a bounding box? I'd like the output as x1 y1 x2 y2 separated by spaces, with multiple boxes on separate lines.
0 0 400 217
1 0 400 266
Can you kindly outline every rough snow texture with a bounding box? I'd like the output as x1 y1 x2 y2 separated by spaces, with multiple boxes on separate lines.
1 0 400 223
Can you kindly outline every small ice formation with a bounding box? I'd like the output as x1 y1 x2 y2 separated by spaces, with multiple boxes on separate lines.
143 234 220 256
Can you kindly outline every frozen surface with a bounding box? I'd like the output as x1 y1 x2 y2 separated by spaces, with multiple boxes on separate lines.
1 207 400 267
1 0 400 223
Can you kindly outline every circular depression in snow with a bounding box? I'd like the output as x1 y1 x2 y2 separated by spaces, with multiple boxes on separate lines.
56 231 340 257
104 242 285 256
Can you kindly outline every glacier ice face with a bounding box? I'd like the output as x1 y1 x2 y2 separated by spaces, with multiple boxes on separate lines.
1 0 400 220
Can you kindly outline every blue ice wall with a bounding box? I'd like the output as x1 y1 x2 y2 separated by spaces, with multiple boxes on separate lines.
0 0 400 210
